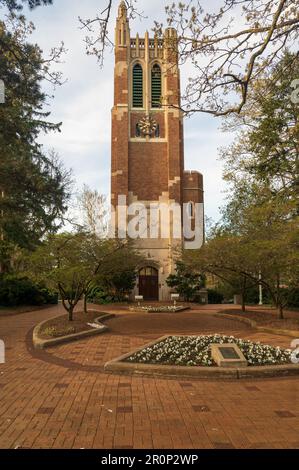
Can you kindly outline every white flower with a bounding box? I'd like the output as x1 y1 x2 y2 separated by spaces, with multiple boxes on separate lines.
126 334 291 367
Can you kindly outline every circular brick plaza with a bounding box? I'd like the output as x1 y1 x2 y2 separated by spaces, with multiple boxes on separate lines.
0 304 298 449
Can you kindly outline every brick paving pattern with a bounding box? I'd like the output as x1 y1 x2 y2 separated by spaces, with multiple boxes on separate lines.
0 304 298 449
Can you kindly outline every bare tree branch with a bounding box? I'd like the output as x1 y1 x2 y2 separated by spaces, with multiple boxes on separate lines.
165 0 299 116
78 0 145 67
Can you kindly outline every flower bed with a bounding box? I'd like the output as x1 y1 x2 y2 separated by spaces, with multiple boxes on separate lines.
130 305 188 313
124 335 292 367
39 311 103 339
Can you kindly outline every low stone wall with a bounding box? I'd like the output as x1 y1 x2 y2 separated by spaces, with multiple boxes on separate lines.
104 335 299 380
216 312 299 338
33 314 112 350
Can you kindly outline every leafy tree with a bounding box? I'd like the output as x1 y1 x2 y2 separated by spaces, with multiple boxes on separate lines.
74 186 142 309
166 261 205 302
221 52 299 205
94 243 142 302
239 196 298 317
207 52 299 316
0 274 57 306
184 228 258 311
0 15 71 271
26 233 141 319
26 233 96 320
184 195 299 318
105 269 137 302
82 239 142 311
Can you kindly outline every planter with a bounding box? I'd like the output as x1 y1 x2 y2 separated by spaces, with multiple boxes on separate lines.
104 334 299 379
129 306 190 313
33 314 111 350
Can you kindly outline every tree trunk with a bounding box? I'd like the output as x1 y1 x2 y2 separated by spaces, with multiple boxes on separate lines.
68 306 74 321
241 276 246 312
83 294 88 314
278 303 284 320
276 274 284 319
275 274 281 309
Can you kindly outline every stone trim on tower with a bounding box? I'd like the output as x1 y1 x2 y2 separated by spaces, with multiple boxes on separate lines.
111 2 204 300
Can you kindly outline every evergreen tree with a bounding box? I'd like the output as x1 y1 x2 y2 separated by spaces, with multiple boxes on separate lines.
0 15 71 271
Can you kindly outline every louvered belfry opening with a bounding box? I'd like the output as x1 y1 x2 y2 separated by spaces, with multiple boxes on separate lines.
132 63 143 108
151 64 162 108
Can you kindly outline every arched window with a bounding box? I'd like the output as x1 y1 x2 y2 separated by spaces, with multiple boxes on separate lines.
151 64 162 108
139 267 158 277
132 63 143 108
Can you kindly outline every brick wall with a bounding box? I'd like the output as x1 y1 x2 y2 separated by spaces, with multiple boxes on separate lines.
183 171 204 205
128 142 168 200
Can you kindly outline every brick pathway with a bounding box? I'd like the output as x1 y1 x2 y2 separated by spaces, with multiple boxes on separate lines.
0 304 298 449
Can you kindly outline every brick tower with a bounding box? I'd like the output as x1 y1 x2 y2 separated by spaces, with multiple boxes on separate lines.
111 2 204 301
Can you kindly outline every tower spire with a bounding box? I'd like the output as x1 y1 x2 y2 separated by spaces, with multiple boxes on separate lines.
118 1 128 19
115 0 130 48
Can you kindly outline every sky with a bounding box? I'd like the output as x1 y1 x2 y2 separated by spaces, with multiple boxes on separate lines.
10 0 235 222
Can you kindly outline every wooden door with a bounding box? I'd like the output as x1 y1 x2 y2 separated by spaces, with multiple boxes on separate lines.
139 267 159 301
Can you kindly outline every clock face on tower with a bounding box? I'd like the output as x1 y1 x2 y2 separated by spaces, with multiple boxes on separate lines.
138 114 158 136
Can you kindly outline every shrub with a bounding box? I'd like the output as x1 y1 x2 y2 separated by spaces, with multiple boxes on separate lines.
87 287 113 305
243 286 259 304
166 261 205 302
108 269 137 301
277 287 299 309
88 284 130 304
0 275 58 307
207 289 224 304
287 288 299 308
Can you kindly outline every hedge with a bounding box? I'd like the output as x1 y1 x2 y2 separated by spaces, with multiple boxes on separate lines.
0 275 58 307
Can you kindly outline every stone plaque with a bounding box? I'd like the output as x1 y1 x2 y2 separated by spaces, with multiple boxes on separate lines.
210 343 248 368
219 347 240 360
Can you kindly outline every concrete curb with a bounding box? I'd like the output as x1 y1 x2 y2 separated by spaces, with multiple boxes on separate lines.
215 312 299 338
33 313 113 350
104 335 299 380
94 313 116 323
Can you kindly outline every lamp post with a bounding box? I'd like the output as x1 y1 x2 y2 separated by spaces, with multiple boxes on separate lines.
258 271 263 306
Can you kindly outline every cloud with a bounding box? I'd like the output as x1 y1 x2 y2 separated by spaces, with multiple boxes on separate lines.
10 0 234 222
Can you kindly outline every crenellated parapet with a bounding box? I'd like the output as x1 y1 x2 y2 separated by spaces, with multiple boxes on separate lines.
130 34 164 60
